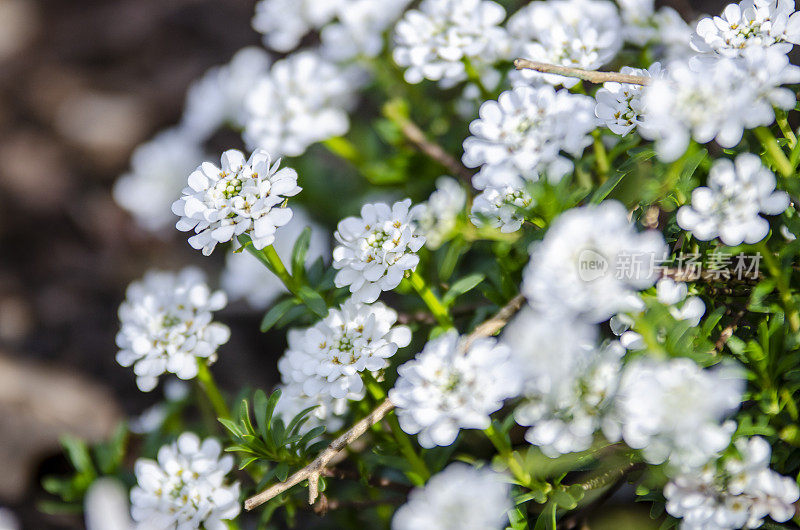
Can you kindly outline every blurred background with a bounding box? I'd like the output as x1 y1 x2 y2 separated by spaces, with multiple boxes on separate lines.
0 0 734 528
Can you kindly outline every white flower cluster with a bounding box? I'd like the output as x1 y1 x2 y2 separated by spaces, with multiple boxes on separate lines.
390 330 520 448
272 382 349 434
414 177 466 249
678 153 789 246
243 51 361 158
522 201 667 323
504 311 623 457
392 463 511 530
665 436 800 530
116 268 230 392
252 0 343 52
130 433 240 530
611 358 744 470
279 299 411 400
392 0 509 86
594 63 665 136
321 0 413 62
463 85 598 187
333 199 425 303
507 0 622 88
691 0 800 58
470 183 534 234
172 149 301 255
617 0 694 58
221 207 329 310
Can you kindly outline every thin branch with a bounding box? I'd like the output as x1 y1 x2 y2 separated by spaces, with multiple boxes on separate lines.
244 294 527 510
715 308 747 353
514 59 651 86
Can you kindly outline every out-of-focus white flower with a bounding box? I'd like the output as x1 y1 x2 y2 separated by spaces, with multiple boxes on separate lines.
612 358 744 470
665 436 800 530
116 268 230 392
129 380 189 434
594 63 665 136
113 128 204 234
390 330 521 448
691 0 800 58
641 50 800 161
392 0 510 86
0 508 19 530
609 313 646 350
181 47 271 142
522 201 667 323
504 309 623 456
321 0 413 62
463 85 598 187
333 199 425 303
617 0 694 59
279 298 411 400
85 479 133 530
677 154 789 246
507 0 622 88
273 382 348 433
392 463 511 530
657 278 706 326
252 0 344 52
221 207 329 310
243 51 361 157
172 149 301 256
470 183 533 233
130 433 240 530
414 177 467 248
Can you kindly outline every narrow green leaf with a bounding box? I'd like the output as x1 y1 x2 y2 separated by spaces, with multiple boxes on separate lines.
290 227 312 279
298 286 328 317
60 436 95 477
260 298 300 332
218 418 244 438
443 273 485 307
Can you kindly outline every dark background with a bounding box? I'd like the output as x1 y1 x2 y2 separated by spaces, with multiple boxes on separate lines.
0 0 732 528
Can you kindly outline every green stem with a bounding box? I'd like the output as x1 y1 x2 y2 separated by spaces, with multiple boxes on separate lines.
755 126 794 178
775 109 797 149
758 242 800 333
387 413 430 484
408 270 454 328
242 238 300 295
592 130 610 181
196 361 231 420
463 57 492 100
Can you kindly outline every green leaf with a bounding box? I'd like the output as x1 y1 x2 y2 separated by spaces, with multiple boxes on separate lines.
290 227 312 279
297 286 328 317
443 273 485 307
533 502 557 530
60 436 95 477
274 461 290 482
254 389 269 439
260 298 300 332
219 418 244 438
590 169 626 204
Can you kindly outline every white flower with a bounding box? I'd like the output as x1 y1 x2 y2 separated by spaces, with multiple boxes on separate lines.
594 63 665 136
612 358 744 470
0 508 19 530
130 433 240 530
252 0 344 52
507 0 622 88
392 463 511 530
221 207 329 310
463 85 598 188
414 177 467 248
389 330 521 448
677 154 789 246
503 309 623 456
657 278 706 325
470 183 533 234
641 51 800 161
113 128 203 234
181 47 271 142
172 149 301 256
522 201 667 323
243 51 360 157
691 0 800 58
130 381 190 434
392 0 510 86
665 436 800 530
273 382 348 434
278 298 412 400
333 199 425 303
617 0 694 59
321 0 413 62
116 268 230 392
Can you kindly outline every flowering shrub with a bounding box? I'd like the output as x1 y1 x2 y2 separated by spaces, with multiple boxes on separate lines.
44 0 800 529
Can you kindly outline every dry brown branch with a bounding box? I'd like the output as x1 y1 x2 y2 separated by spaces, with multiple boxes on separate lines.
514 59 652 86
244 294 527 510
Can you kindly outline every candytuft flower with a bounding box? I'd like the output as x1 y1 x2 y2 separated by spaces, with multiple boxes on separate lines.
278 298 411 400
116 268 230 392
677 153 789 246
332 199 425 303
414 176 466 249
470 183 533 234
172 149 301 256
594 63 665 136
392 0 509 86
389 330 521 448
392 463 511 530
130 433 240 530
252 0 343 52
